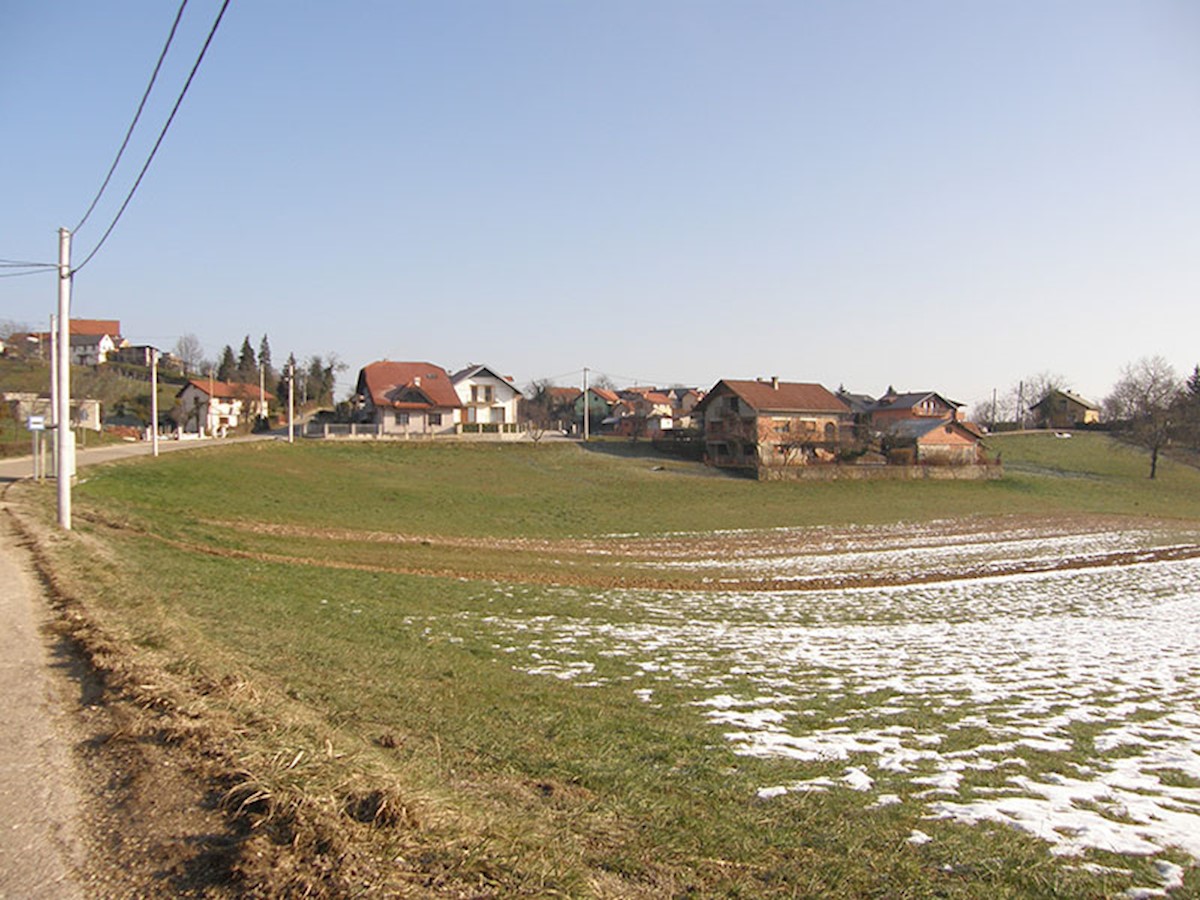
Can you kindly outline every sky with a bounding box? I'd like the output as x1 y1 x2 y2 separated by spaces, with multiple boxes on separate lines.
2 1 1198 412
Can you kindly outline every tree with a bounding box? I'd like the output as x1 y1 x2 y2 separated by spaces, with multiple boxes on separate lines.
1103 356 1182 479
276 353 298 406
216 345 237 382
237 335 257 384
173 333 204 375
1001 371 1067 428
257 335 275 387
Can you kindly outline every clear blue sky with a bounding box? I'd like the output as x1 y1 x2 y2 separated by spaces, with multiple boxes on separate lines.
3 1 1198 410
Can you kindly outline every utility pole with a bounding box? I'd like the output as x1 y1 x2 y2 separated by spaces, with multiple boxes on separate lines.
582 366 589 442
287 360 295 443
55 228 72 530
259 364 265 430
151 349 160 457
49 314 58 475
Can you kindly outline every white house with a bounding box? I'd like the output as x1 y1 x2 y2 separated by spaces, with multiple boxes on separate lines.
176 378 273 435
450 364 522 430
355 361 463 436
69 332 120 366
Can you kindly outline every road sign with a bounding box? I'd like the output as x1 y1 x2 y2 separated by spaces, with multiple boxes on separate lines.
27 415 45 431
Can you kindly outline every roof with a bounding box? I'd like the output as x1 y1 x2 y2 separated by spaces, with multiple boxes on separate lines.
887 419 980 442
835 389 877 414
68 333 113 347
179 378 275 401
872 391 962 412
32 319 121 339
546 387 582 402
1030 389 1099 411
357 361 461 409
587 387 620 404
697 379 849 415
449 364 523 395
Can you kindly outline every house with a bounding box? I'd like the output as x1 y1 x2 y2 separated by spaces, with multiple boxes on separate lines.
18 319 125 364
868 388 963 429
575 387 620 423
3 392 102 431
355 361 462 436
451 364 522 429
885 419 985 466
694 377 851 468
1030 389 1100 429
176 379 273 435
110 344 183 371
69 332 120 366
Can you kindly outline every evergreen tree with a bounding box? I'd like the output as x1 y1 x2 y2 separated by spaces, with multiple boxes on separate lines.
237 335 256 383
275 353 297 404
216 345 237 382
258 334 275 387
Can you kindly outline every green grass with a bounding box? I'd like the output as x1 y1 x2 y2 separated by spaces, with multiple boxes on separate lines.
15 431 1200 896
73 432 1200 540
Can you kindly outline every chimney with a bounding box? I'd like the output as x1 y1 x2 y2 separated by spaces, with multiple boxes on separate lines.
771 375 779 390
414 376 421 387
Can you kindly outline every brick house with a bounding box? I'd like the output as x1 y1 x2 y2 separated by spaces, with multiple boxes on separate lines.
695 378 851 468
868 388 963 429
885 419 985 466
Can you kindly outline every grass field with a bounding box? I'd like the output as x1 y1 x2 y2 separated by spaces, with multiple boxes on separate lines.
12 432 1200 897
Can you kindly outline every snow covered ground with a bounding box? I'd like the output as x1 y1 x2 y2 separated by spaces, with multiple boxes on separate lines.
428 525 1200 894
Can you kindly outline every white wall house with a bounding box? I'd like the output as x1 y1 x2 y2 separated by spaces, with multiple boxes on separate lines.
451 364 522 429
69 333 119 366
355 361 462 436
176 379 272 435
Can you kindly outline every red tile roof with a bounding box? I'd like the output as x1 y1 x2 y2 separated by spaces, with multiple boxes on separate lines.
181 378 275 401
701 379 849 414
357 361 462 409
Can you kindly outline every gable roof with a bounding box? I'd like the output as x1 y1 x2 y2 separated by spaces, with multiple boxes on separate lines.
887 418 980 442
357 361 461 409
1030 389 1099 412
587 387 620 405
872 391 962 412
697 379 849 415
179 378 275 401
449 364 523 395
546 387 582 403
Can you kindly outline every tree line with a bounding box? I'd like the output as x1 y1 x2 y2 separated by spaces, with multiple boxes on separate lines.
172 333 345 409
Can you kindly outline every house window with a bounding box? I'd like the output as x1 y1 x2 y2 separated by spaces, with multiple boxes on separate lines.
395 411 409 426
429 413 442 426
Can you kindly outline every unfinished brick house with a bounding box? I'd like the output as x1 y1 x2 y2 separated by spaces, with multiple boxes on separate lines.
868 388 963 429
695 378 851 469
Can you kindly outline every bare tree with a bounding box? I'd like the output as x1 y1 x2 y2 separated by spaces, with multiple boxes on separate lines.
173 333 205 376
1104 356 1182 479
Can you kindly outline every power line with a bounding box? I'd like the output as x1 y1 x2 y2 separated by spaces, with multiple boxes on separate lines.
0 258 56 267
73 0 190 235
72 0 232 276
0 268 55 280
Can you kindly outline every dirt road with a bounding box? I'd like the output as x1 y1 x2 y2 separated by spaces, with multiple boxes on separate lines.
0 513 85 898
